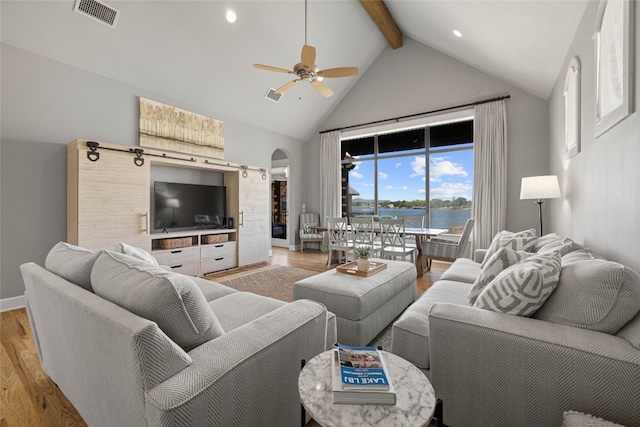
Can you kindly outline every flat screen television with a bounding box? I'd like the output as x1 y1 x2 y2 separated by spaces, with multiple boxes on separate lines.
154 181 226 231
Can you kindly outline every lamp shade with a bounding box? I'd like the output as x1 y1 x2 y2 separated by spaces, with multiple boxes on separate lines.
520 175 561 200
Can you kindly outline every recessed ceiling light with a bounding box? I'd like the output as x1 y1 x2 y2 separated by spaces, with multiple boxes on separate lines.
453 30 462 38
226 10 237 23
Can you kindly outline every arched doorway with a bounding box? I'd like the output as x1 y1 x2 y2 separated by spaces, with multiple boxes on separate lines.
271 149 289 248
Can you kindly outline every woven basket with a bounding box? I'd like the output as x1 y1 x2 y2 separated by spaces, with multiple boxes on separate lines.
202 234 229 244
158 237 192 250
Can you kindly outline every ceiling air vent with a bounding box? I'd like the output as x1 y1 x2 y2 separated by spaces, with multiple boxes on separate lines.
73 0 120 28
265 88 283 103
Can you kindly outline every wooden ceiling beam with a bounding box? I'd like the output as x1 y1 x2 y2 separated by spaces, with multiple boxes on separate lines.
359 0 403 49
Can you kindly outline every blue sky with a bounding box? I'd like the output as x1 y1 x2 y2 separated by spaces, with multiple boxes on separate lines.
349 149 474 202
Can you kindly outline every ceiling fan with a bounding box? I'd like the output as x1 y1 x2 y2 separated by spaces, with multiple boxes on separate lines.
253 0 359 98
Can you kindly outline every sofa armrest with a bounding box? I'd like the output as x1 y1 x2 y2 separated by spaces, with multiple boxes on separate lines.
473 248 487 263
145 299 328 426
428 303 640 427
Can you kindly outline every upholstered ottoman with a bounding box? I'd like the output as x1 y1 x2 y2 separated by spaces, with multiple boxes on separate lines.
293 259 417 346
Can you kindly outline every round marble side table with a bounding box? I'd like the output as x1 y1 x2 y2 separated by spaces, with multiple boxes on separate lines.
298 350 436 427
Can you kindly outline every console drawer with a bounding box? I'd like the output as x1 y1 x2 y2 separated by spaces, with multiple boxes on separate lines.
170 262 200 277
201 242 236 259
153 246 200 267
201 256 237 275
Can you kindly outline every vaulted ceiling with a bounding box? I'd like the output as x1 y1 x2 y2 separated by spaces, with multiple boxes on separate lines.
1 0 589 141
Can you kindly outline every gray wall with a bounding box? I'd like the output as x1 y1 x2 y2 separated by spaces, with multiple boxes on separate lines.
305 37 550 233
1 44 306 300
548 2 640 273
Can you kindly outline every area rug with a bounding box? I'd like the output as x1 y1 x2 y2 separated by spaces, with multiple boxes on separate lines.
213 265 318 303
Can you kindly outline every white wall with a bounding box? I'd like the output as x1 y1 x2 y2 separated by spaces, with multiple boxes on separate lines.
0 44 306 300
305 37 550 233
548 2 640 273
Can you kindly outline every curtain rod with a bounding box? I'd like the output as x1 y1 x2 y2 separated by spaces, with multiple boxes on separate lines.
319 94 511 135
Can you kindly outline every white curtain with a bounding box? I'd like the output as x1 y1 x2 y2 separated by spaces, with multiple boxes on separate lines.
471 100 508 252
320 130 342 225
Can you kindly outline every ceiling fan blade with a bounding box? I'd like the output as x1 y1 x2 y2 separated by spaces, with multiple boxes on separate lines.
253 64 293 74
311 80 333 97
301 45 316 69
317 67 359 78
275 79 299 94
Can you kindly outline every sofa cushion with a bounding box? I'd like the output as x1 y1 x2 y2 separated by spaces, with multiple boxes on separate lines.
190 276 238 302
474 251 561 316
91 251 225 350
45 242 100 292
467 247 532 305
481 229 537 268
209 292 286 332
391 280 472 369
534 259 640 334
616 311 640 350
115 242 159 266
440 258 482 284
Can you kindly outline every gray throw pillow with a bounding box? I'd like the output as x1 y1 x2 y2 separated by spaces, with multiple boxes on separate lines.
467 247 532 305
560 248 594 265
534 259 640 334
474 251 561 317
45 241 100 292
91 251 225 350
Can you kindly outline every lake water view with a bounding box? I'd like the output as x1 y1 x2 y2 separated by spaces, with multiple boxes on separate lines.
351 207 471 231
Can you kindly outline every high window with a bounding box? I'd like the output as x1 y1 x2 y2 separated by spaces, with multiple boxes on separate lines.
340 118 473 232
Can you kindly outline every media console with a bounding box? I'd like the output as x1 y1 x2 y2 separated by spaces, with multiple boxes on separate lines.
151 229 237 276
67 139 270 276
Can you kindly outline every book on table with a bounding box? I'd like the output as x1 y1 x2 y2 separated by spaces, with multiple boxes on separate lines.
331 344 396 405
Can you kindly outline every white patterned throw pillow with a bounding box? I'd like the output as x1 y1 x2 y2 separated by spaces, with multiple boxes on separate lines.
481 229 537 268
115 242 159 266
467 247 532 305
474 251 561 317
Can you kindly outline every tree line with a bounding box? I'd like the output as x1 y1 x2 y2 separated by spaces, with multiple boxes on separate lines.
375 197 472 209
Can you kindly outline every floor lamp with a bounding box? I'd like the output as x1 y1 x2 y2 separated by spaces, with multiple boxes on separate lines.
520 175 561 236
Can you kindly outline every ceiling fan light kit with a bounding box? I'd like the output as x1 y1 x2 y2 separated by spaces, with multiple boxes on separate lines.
253 0 358 98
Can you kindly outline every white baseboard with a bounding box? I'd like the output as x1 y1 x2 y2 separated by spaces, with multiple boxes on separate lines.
1 295 25 312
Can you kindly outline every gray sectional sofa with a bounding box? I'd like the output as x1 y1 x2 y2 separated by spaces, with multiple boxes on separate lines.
392 232 640 427
21 242 336 427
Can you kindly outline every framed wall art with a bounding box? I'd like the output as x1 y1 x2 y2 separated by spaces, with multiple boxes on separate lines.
139 97 224 159
564 56 581 158
594 0 634 137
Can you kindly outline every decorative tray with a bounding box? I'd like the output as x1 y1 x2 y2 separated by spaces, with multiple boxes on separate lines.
336 261 387 277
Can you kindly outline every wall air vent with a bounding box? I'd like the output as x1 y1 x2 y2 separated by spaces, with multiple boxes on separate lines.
73 0 120 28
265 88 283 103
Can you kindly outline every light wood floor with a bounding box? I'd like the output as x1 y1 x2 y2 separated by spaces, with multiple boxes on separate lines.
0 247 449 427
